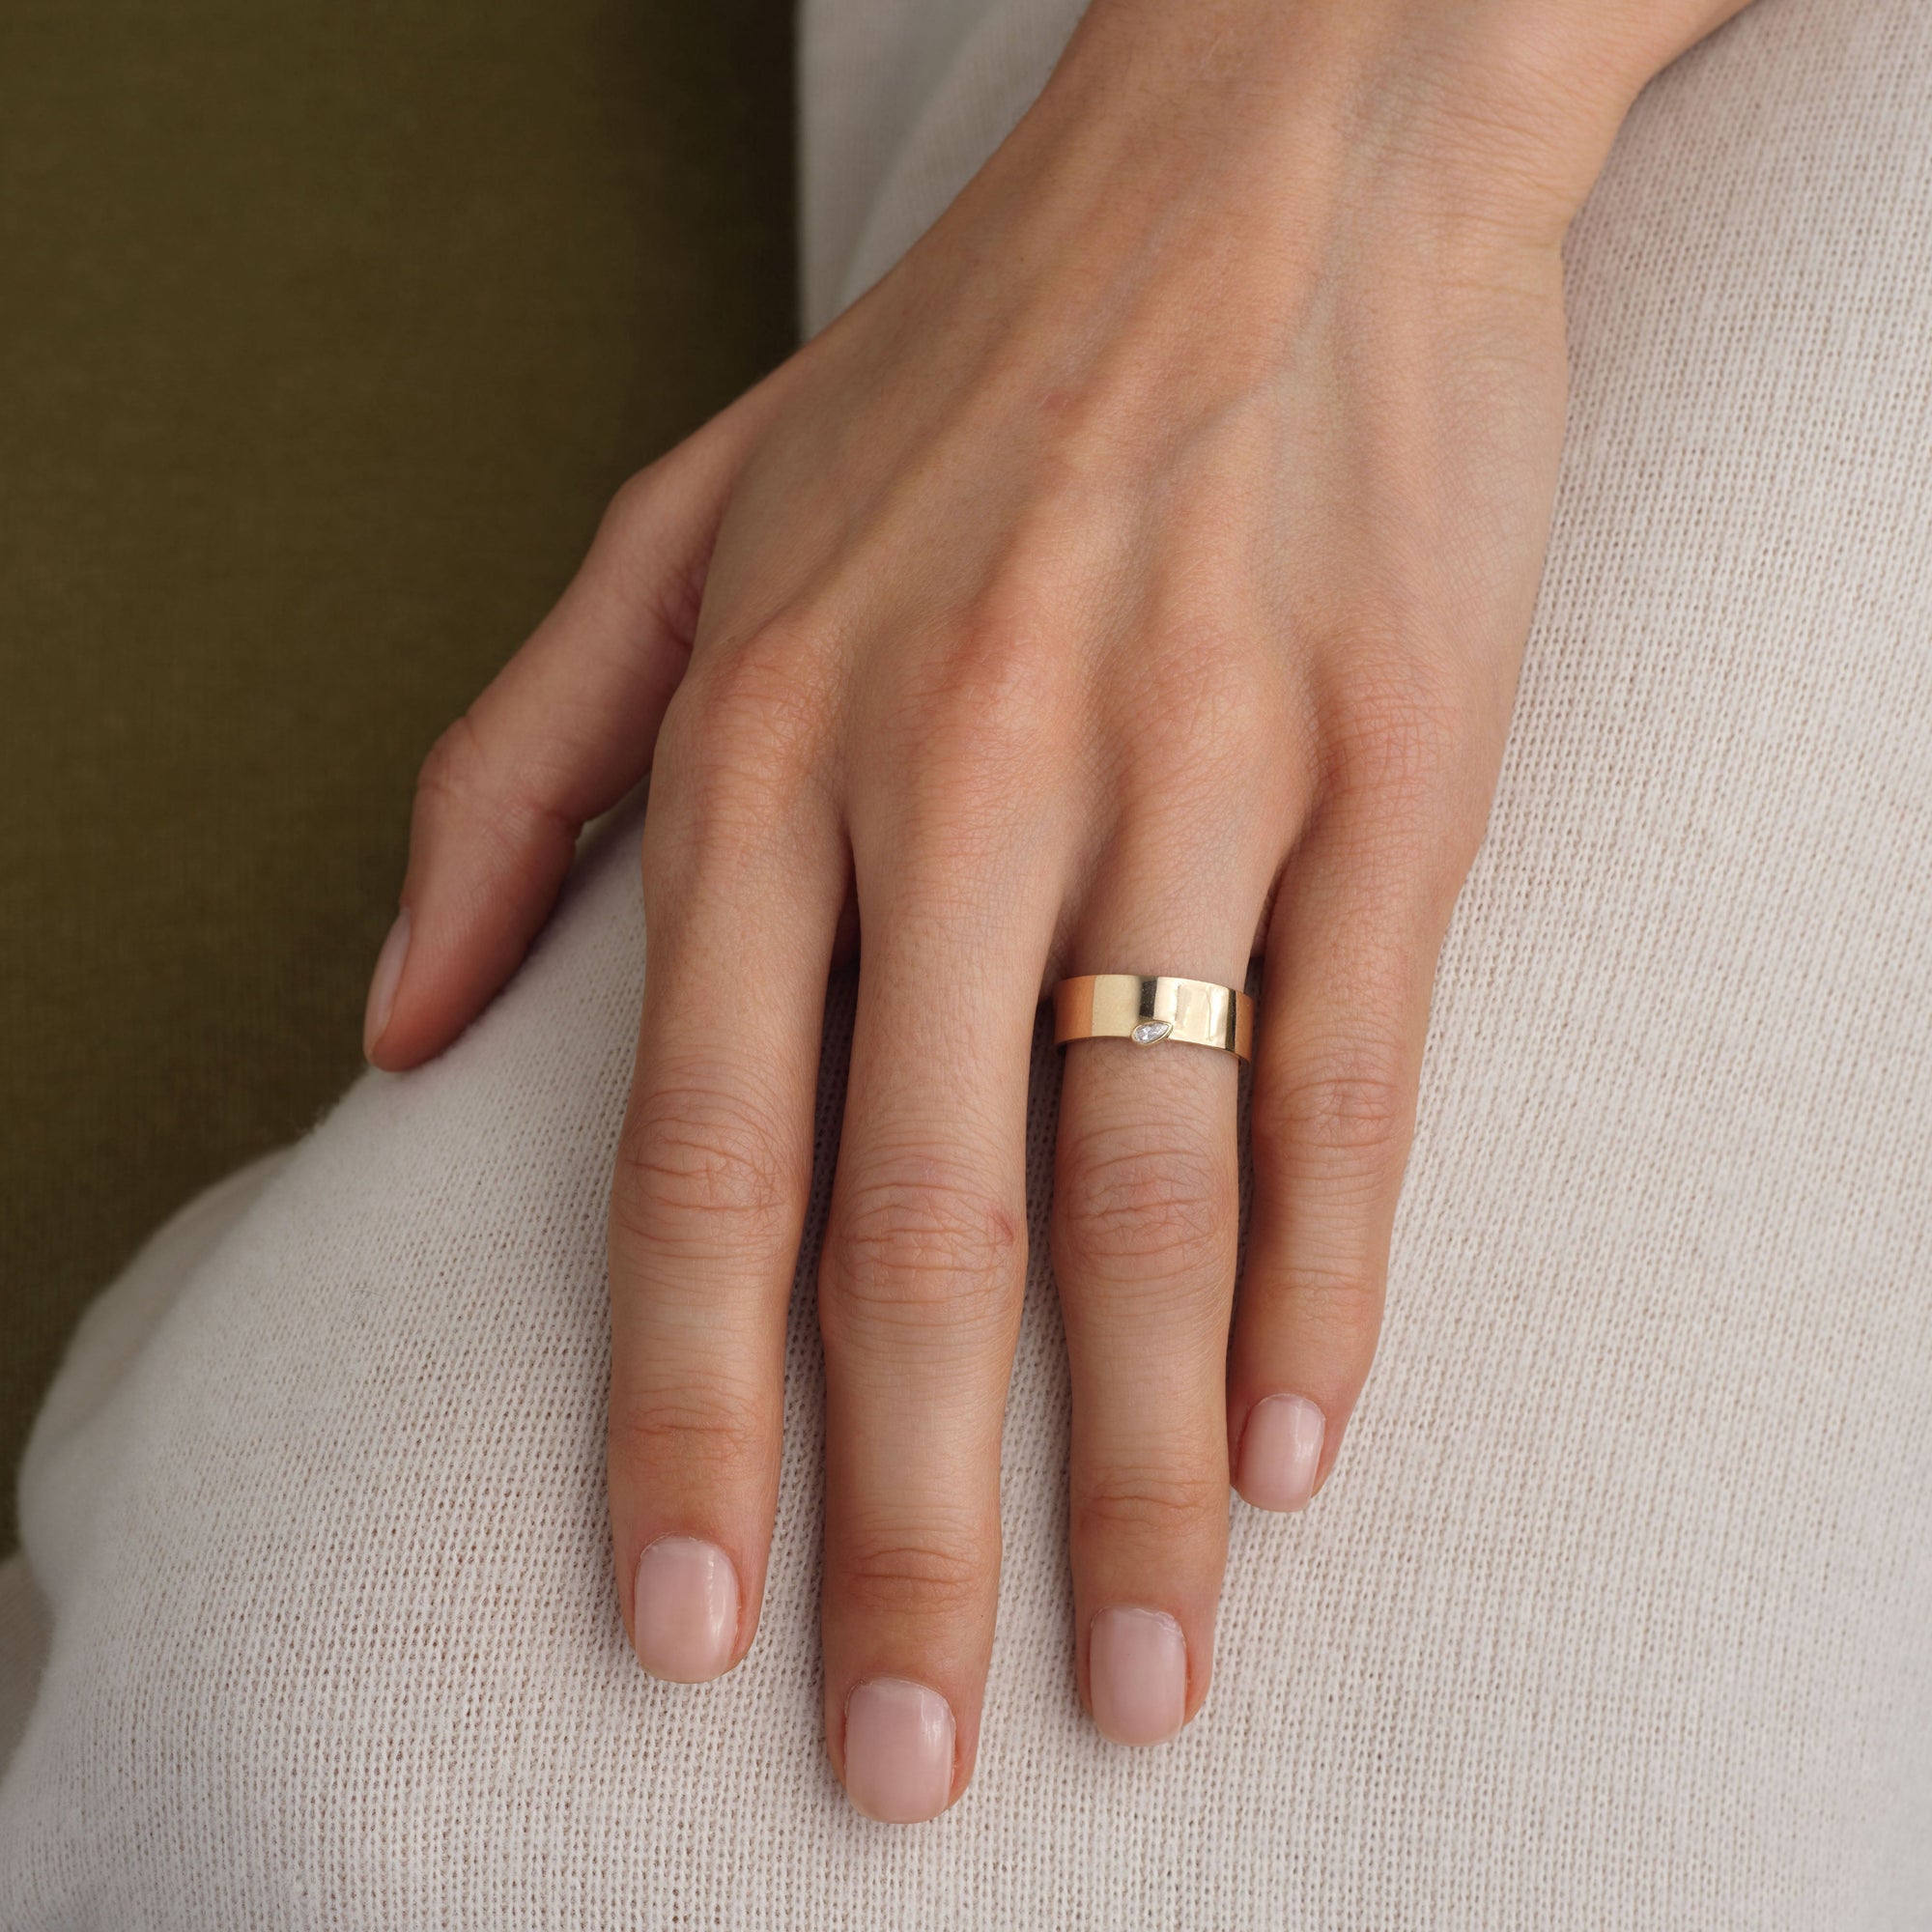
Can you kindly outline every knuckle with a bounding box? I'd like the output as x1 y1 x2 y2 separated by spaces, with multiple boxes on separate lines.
1260 1033 1413 1173
1250 1255 1388 1355
822 1163 1022 1336
644 631 832 891
898 605 1069 784
1104 656 1306 861
662 650 823 804
1128 627 1271 763
414 715 482 807
1055 1134 1232 1293
601 462 670 542
611 1082 798 1254
687 627 833 764
414 713 539 845
608 1376 769 1480
1321 663 1477 821
1070 1462 1228 1549
837 1522 988 1624
598 462 708 639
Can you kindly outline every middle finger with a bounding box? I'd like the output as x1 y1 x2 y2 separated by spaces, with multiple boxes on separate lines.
1051 821 1271 1747
817 784 1060 1823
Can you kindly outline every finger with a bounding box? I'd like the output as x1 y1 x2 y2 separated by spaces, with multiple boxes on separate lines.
366 377 785 1069
606 639 843 1682
1051 829 1274 1747
1229 781 1463 1515
816 795 1059 1823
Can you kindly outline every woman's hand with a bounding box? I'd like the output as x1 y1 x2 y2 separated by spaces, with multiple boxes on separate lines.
365 0 1744 1820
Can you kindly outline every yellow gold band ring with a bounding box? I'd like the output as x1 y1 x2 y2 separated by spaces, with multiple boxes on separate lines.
1052 974 1253 1063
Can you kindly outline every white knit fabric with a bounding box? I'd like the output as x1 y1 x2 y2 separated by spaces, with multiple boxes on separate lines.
4 0 1930 1922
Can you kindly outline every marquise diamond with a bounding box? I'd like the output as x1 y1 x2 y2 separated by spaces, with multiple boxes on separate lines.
1130 1019 1174 1044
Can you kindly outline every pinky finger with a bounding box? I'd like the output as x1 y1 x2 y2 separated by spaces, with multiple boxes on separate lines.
1229 801 1457 1515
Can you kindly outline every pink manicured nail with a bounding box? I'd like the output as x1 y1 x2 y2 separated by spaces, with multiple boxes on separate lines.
1089 1606 1187 1747
1236 1394 1325 1513
631 1536 740 1682
362 908 412 1059
842 1678 955 1823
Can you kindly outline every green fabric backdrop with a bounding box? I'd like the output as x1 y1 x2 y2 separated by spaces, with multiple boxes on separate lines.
0 0 796 1551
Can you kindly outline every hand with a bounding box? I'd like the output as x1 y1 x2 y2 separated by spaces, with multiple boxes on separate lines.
366 0 1739 1820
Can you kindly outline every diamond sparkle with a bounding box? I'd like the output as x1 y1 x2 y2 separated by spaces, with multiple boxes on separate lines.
1130 1019 1174 1044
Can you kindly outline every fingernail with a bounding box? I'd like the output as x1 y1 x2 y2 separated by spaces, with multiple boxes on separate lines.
362 908 412 1060
1089 1606 1187 1747
631 1536 740 1682
842 1678 955 1823
1236 1394 1326 1513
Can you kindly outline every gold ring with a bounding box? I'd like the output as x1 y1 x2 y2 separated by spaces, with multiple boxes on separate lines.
1052 974 1253 1063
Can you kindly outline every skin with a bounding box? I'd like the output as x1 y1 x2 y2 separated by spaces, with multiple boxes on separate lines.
367 0 1756 1818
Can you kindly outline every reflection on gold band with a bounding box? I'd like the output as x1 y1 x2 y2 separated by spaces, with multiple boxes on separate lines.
1051 974 1253 1063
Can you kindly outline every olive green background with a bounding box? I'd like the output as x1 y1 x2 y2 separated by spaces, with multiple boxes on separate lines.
0 0 796 1552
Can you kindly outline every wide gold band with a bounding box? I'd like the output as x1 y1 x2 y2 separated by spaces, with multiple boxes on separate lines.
1052 974 1254 1063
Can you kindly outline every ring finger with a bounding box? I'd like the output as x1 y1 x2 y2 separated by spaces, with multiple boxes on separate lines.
1051 820 1278 1746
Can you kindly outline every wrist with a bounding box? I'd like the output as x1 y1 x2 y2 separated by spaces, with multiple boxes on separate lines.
1045 0 1747 250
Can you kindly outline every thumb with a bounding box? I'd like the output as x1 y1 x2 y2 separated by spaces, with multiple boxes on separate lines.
363 375 781 1069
